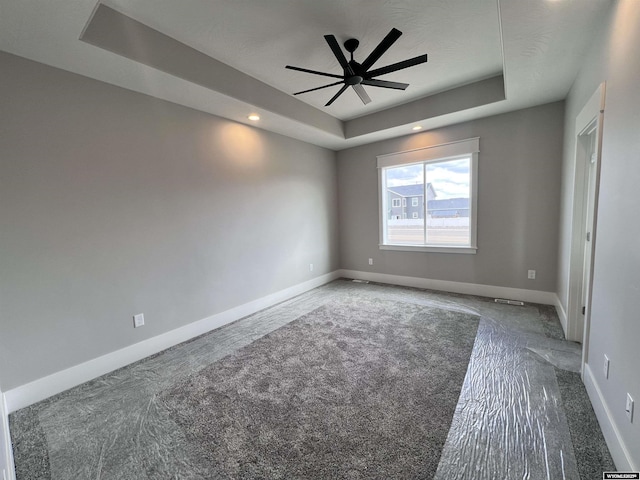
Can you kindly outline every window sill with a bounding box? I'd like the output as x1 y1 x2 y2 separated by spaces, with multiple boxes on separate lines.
379 244 477 254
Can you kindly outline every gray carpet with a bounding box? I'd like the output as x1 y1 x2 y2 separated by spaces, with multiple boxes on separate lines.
158 297 479 479
9 279 616 479
555 368 616 479
10 288 479 479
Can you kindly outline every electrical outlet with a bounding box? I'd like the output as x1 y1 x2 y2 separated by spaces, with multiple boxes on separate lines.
368 258 373 265
604 354 610 379
309 263 314 272
527 270 536 280
133 313 145 328
626 393 634 422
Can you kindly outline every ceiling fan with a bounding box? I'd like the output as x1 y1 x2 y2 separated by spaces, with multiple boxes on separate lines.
286 28 428 107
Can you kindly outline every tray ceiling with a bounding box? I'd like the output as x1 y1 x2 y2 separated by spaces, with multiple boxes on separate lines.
0 0 611 150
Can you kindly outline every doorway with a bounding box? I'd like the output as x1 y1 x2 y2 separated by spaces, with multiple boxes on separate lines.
566 83 605 374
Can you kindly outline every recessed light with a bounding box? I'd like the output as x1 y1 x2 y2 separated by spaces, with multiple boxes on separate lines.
412 125 422 131
248 114 260 121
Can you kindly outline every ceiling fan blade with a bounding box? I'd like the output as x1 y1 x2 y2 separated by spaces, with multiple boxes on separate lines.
324 35 354 75
361 28 403 72
361 79 409 90
366 54 428 78
352 84 371 105
285 65 344 80
293 81 344 96
325 84 349 106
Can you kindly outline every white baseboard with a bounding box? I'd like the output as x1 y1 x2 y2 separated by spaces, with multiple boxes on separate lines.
0 392 16 480
583 363 637 471
553 294 568 338
339 269 557 305
4 271 341 413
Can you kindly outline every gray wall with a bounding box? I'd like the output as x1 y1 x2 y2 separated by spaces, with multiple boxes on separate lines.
337 102 564 292
557 0 640 465
0 51 339 391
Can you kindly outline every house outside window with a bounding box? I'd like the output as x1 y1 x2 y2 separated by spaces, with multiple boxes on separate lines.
377 138 479 254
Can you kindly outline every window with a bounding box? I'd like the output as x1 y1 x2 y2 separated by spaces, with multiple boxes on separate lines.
402 198 407 207
392 198 401 207
378 138 479 254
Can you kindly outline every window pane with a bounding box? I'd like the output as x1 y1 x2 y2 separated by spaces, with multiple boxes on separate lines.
425 157 471 246
384 164 424 245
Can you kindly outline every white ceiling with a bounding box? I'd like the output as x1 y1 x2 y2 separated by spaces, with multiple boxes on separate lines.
101 0 503 121
0 0 611 150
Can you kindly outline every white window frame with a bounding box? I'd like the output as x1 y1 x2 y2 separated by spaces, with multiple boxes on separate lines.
391 198 401 208
412 197 419 207
412 212 419 219
377 138 479 254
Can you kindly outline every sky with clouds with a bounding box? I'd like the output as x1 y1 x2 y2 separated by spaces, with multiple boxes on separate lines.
385 157 470 199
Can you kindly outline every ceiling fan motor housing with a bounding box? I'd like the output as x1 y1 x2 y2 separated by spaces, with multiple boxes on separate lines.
346 61 364 85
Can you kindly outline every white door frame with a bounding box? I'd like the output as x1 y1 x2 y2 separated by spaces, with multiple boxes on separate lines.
566 83 606 373
1 390 16 480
